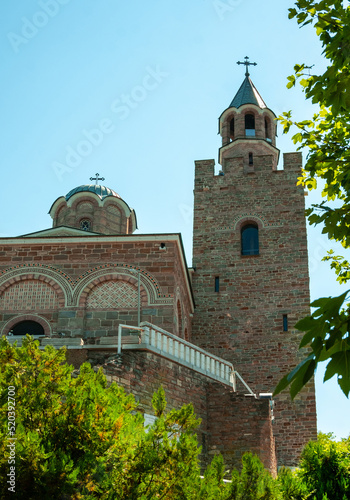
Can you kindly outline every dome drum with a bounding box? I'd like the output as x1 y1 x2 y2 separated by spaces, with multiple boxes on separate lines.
49 184 137 235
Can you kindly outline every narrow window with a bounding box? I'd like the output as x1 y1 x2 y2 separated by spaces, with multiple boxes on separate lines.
283 314 288 332
265 118 272 142
241 224 259 256
215 276 220 292
229 118 235 140
249 152 253 165
245 114 255 136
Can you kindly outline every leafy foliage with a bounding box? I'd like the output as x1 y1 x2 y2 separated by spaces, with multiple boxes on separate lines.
297 433 350 500
275 0 350 398
0 336 201 499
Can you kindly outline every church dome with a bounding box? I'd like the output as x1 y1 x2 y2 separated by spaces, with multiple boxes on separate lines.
49 178 137 235
65 184 121 201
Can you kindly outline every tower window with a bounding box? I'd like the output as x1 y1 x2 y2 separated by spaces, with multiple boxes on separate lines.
229 118 235 140
249 153 253 165
245 114 255 137
283 314 288 332
80 219 92 231
241 224 259 256
265 117 271 141
215 276 220 292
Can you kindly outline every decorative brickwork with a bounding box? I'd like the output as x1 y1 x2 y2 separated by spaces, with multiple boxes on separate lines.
0 280 59 310
86 281 138 309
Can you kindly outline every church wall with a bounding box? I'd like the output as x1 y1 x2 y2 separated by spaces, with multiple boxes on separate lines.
0 236 192 339
191 151 317 467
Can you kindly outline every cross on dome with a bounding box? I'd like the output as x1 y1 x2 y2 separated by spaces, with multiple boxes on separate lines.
90 173 105 185
237 56 257 77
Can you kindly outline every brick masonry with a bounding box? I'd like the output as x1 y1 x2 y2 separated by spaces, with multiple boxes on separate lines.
74 348 277 474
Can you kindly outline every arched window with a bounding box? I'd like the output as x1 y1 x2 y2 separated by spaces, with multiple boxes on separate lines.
245 114 255 137
241 224 259 255
10 320 45 336
229 117 235 141
265 117 271 141
80 219 92 231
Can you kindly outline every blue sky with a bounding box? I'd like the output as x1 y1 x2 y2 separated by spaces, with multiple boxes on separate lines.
1 0 349 439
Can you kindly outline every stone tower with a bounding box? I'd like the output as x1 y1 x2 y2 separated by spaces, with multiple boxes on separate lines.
191 63 317 467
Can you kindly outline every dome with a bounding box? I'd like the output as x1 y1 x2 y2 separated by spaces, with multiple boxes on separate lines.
65 184 121 201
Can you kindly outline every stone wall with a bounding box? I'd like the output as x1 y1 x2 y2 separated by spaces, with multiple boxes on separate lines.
77 347 276 473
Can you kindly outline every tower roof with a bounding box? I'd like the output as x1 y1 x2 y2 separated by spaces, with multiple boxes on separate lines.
65 184 121 201
229 76 267 109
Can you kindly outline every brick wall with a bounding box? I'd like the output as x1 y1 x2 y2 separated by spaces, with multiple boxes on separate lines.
76 347 276 472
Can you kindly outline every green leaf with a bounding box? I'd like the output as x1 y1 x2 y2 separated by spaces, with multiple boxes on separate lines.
324 351 350 397
290 358 316 400
274 354 315 397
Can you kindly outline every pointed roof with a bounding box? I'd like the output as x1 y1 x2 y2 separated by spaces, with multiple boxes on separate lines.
229 76 267 109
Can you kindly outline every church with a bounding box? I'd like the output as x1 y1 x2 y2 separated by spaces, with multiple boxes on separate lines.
0 61 317 473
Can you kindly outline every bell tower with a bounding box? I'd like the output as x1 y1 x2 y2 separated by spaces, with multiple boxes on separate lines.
191 59 317 467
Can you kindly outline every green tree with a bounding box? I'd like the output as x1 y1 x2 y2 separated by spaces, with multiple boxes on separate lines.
0 336 201 499
297 433 350 499
274 0 350 399
277 467 310 500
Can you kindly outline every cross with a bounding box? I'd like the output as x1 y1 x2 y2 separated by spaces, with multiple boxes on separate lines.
237 56 257 77
90 173 105 185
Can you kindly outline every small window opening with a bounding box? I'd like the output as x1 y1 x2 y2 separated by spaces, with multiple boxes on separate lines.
241 224 259 256
215 276 220 292
249 152 253 165
80 219 91 231
265 118 272 142
245 114 255 137
229 118 235 141
283 314 288 332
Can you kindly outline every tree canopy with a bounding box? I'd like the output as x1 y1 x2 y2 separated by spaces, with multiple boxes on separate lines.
0 336 201 499
1 337 349 498
274 0 350 399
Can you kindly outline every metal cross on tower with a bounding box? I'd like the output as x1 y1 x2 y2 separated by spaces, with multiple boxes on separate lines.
237 56 257 77
90 173 105 185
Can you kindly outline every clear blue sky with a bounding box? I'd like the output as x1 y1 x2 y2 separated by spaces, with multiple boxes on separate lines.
1 0 349 439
